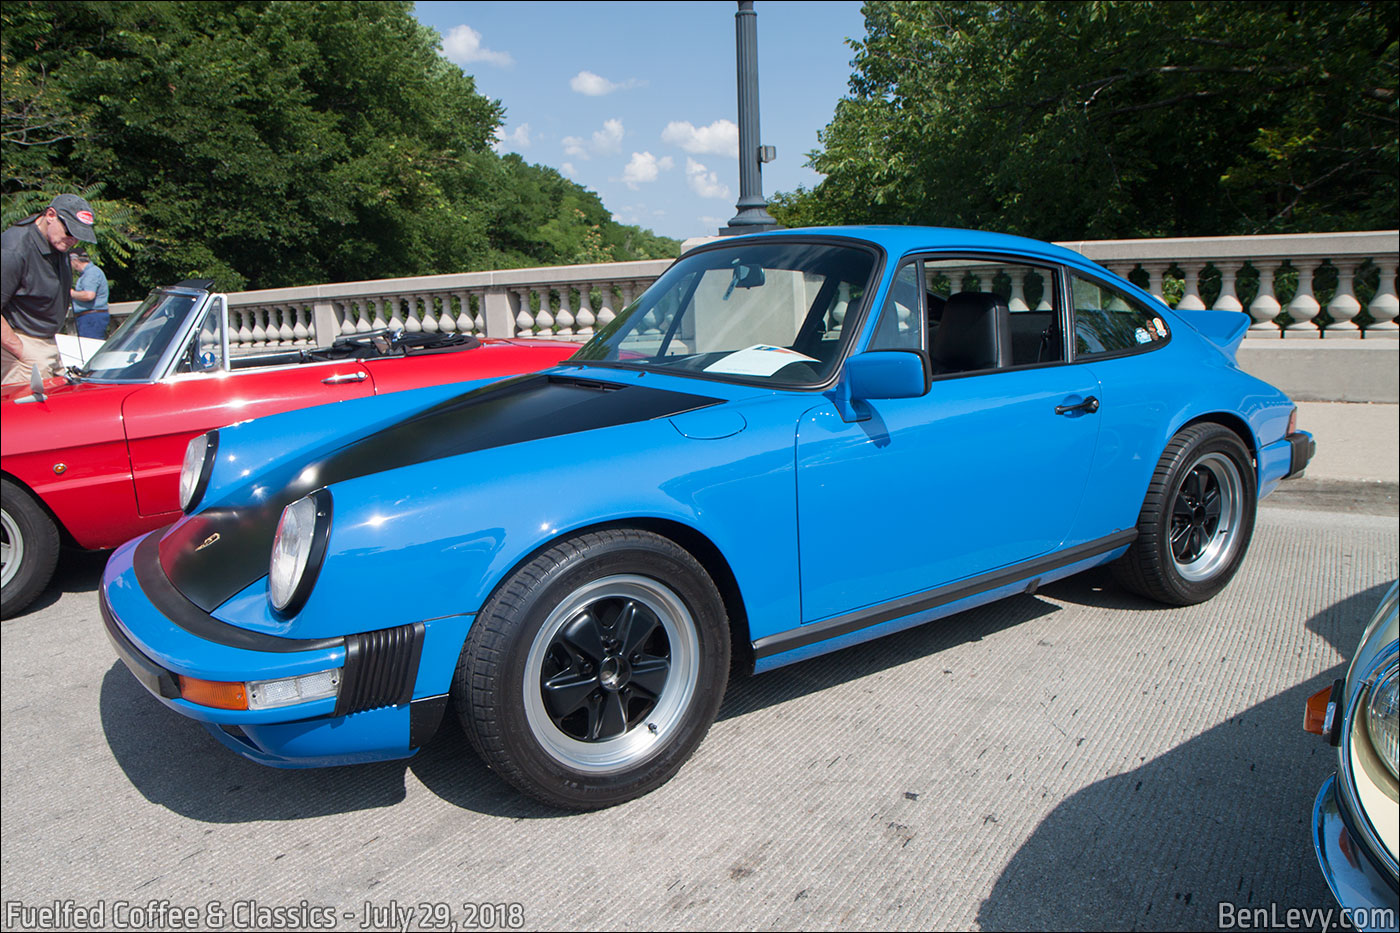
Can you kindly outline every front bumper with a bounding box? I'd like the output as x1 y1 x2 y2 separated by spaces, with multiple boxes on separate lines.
1313 775 1400 926
100 532 457 768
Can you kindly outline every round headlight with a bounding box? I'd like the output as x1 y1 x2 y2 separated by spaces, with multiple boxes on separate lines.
178 431 217 512
268 490 332 614
1365 664 1399 779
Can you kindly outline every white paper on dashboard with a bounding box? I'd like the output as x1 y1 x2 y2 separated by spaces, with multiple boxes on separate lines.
703 345 818 377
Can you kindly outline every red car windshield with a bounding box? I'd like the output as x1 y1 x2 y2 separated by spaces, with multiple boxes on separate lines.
79 290 202 381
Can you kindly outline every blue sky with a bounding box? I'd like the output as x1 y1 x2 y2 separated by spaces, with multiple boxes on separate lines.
411 1 867 241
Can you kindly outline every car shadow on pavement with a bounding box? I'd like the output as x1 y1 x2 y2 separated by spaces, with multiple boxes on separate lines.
100 657 577 820
717 590 1063 722
410 590 1067 817
8 547 108 618
99 588 1069 822
973 581 1391 932
100 663 418 821
98 566 1223 823
1035 564 1183 613
408 715 579 819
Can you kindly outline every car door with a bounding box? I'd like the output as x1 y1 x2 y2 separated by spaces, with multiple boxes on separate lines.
794 256 1103 624
122 305 377 517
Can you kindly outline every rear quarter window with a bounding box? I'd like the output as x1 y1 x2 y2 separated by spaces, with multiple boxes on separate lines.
1071 275 1170 359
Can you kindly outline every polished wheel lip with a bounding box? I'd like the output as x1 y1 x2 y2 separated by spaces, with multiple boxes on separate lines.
1 507 21 589
1171 452 1244 582
523 574 699 774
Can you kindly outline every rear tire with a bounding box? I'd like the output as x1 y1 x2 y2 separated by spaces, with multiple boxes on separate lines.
2 478 61 617
1113 423 1256 606
453 529 730 809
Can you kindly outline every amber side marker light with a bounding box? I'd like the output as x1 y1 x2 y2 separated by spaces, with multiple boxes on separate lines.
1305 680 1343 744
178 675 248 710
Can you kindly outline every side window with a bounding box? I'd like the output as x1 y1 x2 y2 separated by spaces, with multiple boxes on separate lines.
1071 275 1169 359
921 258 1063 372
869 262 923 351
176 299 227 373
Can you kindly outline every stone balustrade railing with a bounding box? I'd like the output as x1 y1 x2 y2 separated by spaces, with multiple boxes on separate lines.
109 260 672 353
1062 230 1399 339
108 230 1398 350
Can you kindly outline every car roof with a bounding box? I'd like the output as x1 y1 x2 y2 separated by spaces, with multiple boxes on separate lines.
727 225 1101 270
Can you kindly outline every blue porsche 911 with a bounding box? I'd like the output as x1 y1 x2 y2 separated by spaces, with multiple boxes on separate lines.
101 227 1314 809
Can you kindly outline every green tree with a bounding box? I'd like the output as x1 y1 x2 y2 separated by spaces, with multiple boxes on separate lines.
1 1 676 300
774 1 1398 239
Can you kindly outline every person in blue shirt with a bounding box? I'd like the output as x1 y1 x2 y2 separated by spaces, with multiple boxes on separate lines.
69 247 109 340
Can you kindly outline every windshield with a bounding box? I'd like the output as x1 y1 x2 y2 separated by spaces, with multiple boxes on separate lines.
570 240 877 386
80 289 202 381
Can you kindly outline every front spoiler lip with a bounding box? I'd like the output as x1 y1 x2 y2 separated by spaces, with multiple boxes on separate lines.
1313 775 1400 925
100 585 180 701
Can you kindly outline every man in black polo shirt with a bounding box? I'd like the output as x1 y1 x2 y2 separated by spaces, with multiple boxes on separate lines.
1 193 98 385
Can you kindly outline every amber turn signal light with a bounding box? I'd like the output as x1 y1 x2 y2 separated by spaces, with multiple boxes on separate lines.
1304 679 1344 745
177 675 248 710
1304 686 1333 734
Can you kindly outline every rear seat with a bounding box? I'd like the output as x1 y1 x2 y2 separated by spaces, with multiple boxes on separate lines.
1006 310 1058 365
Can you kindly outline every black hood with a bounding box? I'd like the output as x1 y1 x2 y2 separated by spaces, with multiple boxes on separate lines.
160 374 718 612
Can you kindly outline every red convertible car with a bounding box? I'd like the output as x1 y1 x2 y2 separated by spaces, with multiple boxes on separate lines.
1 279 576 615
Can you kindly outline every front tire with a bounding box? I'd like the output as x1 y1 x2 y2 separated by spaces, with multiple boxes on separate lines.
2 478 61 617
1113 423 1257 606
453 529 730 809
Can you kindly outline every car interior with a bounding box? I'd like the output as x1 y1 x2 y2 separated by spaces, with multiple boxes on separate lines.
878 259 1064 379
178 328 485 373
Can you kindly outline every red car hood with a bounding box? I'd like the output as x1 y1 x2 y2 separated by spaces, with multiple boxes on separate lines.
1 377 137 458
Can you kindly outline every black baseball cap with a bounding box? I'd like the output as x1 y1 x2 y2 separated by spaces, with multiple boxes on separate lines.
50 193 97 243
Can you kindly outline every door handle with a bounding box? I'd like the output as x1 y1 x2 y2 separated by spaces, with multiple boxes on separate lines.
1055 395 1099 416
322 371 368 385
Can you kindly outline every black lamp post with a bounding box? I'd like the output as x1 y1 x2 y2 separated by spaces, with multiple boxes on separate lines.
720 0 780 235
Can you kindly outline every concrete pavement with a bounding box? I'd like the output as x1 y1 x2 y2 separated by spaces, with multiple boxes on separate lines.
2 505 1396 931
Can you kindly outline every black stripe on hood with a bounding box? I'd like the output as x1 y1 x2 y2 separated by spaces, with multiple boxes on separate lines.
160 374 718 612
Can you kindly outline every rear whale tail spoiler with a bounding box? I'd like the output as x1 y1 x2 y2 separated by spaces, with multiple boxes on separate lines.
1176 309 1251 360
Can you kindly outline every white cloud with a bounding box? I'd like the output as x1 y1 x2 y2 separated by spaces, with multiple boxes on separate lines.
570 70 643 96
621 151 674 189
685 158 731 200
560 162 578 178
661 120 739 157
562 118 625 159
491 123 532 153
613 205 670 226
441 25 513 67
